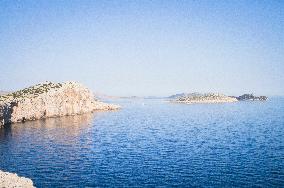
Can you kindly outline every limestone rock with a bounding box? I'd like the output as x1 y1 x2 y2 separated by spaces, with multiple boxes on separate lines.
0 170 35 188
0 81 119 125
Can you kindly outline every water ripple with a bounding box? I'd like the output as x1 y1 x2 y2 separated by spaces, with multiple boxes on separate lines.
0 98 284 187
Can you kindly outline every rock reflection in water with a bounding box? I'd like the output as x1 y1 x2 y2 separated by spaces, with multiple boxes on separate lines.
0 113 95 145
0 112 98 187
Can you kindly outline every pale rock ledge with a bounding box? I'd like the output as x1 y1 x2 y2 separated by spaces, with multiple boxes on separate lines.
0 170 35 188
0 81 120 125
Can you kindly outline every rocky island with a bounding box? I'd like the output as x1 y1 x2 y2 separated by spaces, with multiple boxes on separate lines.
170 92 268 104
0 81 119 125
172 93 238 104
236 94 268 101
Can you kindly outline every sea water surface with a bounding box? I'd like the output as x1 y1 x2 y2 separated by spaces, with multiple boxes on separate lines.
0 98 284 187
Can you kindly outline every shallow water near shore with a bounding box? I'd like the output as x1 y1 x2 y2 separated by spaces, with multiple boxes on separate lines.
1 98 284 187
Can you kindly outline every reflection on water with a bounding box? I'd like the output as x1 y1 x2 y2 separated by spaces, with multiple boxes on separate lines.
0 113 95 144
0 113 98 187
0 98 284 187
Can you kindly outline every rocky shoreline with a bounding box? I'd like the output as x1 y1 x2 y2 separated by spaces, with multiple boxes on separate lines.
0 170 35 188
0 81 120 125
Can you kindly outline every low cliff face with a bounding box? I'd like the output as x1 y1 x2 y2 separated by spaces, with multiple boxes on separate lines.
0 82 119 125
174 93 238 104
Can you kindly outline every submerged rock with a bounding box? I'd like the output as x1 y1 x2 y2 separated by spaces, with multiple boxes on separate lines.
0 81 119 125
172 93 238 104
0 170 35 188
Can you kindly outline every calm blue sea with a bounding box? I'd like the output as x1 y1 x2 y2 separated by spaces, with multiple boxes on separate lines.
1 98 284 187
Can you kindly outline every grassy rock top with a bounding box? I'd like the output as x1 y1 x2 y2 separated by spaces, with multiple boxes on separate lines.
0 81 85 104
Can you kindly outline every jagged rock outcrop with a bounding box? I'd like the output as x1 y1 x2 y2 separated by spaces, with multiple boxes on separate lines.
236 94 268 101
0 81 119 125
0 170 35 188
172 93 238 104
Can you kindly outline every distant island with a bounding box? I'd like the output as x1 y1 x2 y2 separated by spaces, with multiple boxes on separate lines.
235 94 268 101
0 91 10 95
169 93 267 104
0 81 119 126
170 93 238 104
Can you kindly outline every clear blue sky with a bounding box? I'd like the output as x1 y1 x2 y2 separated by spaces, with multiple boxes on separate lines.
0 0 283 96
